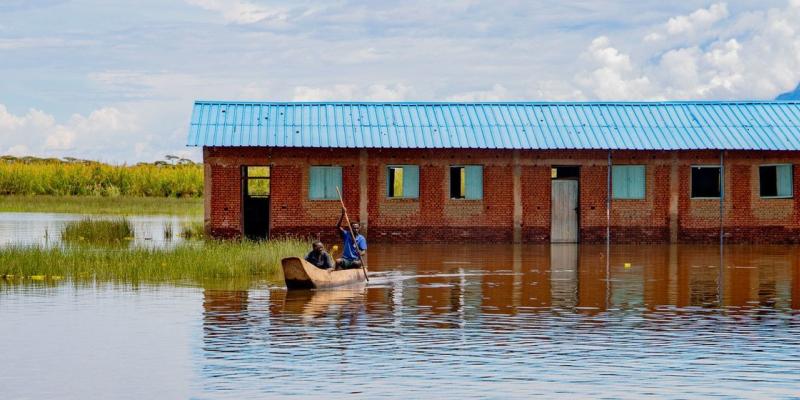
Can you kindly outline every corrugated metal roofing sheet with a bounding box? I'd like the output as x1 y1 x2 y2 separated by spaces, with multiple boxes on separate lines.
187 101 800 150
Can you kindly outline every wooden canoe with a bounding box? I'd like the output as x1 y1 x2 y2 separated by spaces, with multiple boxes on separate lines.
281 257 367 290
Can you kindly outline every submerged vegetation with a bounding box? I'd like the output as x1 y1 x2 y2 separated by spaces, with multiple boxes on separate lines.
0 155 203 198
0 239 308 283
61 218 134 245
180 220 206 239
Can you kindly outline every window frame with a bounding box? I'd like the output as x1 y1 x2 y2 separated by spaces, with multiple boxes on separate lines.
386 164 419 200
690 165 723 199
759 163 793 199
449 164 483 200
611 164 646 200
308 165 342 201
242 166 271 198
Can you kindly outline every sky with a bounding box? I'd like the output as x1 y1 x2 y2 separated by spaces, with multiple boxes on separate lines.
1 0 800 163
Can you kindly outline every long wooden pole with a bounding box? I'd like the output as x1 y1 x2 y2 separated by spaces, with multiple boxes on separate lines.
336 187 368 282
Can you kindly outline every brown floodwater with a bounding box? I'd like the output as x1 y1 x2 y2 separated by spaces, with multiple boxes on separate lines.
2 244 800 399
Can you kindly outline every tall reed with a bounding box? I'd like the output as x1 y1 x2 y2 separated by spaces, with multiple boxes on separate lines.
61 218 134 245
0 239 309 283
0 157 203 198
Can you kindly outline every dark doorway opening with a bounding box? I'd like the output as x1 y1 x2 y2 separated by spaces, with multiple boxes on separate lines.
242 166 270 240
552 165 579 180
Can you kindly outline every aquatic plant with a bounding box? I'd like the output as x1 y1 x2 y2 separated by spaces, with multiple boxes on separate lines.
180 220 205 239
0 239 308 283
61 218 134 245
164 222 174 240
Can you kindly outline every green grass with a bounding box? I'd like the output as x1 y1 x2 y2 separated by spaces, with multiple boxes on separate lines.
0 195 203 216
0 239 308 284
61 218 134 245
180 220 206 239
0 157 203 197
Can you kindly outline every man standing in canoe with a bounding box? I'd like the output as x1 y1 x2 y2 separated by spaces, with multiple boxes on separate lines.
336 207 366 270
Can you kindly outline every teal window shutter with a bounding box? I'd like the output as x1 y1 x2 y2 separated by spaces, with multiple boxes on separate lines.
612 166 628 199
612 165 645 199
309 167 325 199
464 165 483 200
309 166 341 200
324 167 342 199
628 165 645 199
403 165 419 198
777 164 793 197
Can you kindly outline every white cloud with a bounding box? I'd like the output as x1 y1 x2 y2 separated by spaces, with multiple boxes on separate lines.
0 37 95 50
0 104 173 162
573 1 800 100
666 2 728 35
184 0 288 25
574 37 653 100
292 83 414 101
446 84 510 102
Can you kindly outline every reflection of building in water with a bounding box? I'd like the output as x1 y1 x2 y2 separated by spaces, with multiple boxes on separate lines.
577 246 608 314
203 289 249 328
549 244 578 309
520 245 551 309
198 244 800 340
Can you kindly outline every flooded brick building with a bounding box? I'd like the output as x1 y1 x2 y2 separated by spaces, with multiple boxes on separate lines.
187 101 800 244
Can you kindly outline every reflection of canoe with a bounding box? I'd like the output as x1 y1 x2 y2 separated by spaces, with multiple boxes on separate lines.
283 288 366 317
281 257 367 290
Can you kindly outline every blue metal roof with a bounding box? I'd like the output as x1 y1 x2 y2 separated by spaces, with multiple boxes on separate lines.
187 101 800 151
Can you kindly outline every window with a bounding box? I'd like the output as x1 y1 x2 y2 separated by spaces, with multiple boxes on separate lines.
449 165 483 199
243 166 270 197
387 165 419 199
612 165 645 199
759 164 793 198
691 166 721 198
309 166 342 200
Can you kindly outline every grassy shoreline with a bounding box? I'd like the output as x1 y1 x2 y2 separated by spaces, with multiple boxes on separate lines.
0 239 308 283
0 195 203 216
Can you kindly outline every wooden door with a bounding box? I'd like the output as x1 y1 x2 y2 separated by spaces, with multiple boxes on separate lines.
551 180 578 243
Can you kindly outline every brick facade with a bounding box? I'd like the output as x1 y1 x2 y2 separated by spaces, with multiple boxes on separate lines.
203 147 800 244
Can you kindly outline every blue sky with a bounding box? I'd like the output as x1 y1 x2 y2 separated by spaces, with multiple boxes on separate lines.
1 0 799 162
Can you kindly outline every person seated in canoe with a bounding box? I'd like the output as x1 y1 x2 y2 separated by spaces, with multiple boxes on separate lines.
305 240 334 270
335 208 366 270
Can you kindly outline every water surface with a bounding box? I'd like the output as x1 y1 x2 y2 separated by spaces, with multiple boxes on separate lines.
2 244 799 398
0 212 197 248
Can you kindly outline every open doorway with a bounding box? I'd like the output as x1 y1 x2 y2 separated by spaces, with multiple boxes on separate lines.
242 166 270 240
551 166 579 243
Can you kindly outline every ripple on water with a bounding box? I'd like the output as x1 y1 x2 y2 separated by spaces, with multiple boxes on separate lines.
2 243 800 398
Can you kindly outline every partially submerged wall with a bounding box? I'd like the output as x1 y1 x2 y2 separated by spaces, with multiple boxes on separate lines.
204 147 800 244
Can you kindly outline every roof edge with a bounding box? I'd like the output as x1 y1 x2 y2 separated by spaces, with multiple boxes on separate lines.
193 99 800 106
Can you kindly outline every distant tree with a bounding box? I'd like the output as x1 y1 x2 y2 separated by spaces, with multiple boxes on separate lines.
178 158 194 165
165 155 179 165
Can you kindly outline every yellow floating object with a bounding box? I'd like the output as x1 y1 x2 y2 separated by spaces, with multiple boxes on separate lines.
623 262 632 269
51 276 63 280
30 275 45 281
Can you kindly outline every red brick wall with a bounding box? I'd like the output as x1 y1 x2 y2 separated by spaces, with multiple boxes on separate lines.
204 147 800 244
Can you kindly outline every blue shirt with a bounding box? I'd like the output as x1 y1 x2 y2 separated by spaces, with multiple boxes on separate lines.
341 229 367 260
